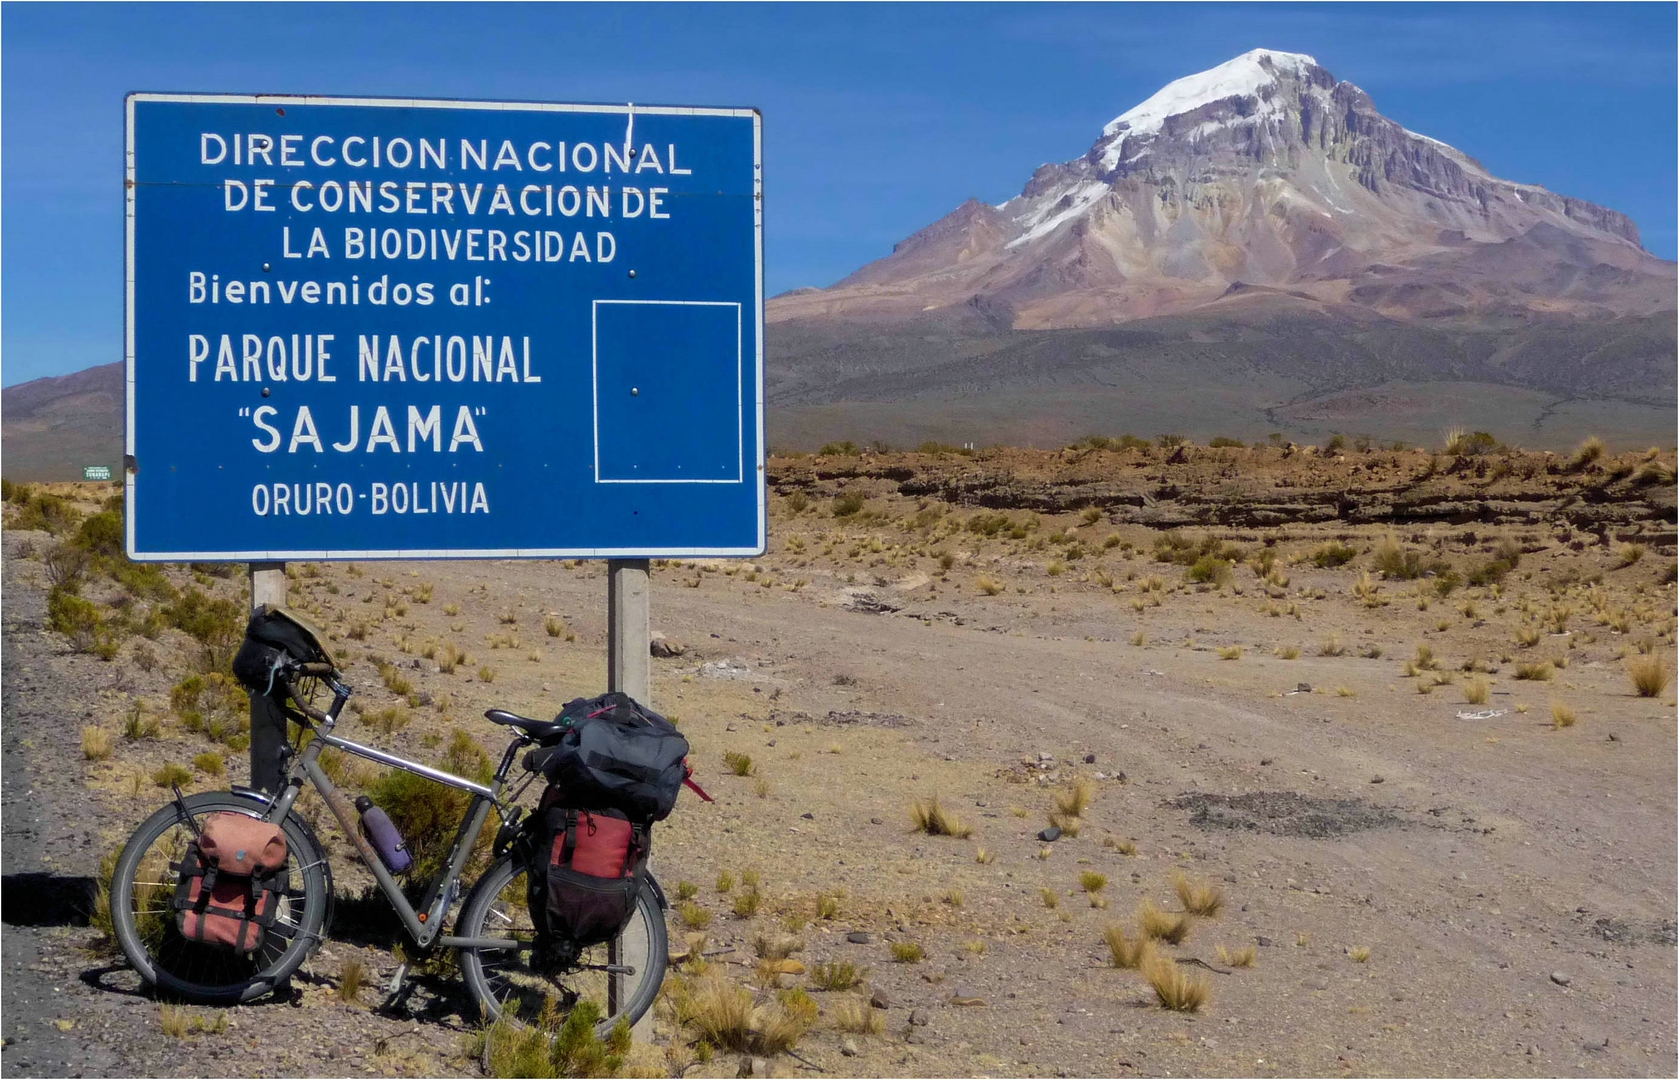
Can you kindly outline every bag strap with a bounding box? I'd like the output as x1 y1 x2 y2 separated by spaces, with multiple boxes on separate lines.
559 810 579 866
682 761 714 803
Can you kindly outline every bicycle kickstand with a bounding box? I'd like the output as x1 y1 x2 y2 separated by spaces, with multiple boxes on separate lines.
378 961 415 1017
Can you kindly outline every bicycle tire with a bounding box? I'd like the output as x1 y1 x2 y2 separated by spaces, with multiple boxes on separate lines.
110 791 330 1004
456 852 668 1033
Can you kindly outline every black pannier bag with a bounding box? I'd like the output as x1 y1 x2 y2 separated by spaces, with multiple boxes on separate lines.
526 793 650 963
232 605 333 695
522 693 691 823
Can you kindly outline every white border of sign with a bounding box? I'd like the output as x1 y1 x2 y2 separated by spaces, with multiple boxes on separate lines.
124 92 766 560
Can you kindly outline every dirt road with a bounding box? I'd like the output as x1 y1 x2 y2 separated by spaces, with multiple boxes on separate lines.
3 456 1675 1076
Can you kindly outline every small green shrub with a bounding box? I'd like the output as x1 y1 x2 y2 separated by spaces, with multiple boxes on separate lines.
1312 542 1358 568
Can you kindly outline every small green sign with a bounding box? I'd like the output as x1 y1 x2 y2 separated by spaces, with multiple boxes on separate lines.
83 465 112 481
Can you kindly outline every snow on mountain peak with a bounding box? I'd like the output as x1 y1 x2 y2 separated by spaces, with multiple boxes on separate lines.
1103 48 1318 142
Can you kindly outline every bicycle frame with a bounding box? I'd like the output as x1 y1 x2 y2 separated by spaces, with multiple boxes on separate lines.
263 680 531 954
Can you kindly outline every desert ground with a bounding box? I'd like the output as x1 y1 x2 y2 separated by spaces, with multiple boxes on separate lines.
2 437 1675 1078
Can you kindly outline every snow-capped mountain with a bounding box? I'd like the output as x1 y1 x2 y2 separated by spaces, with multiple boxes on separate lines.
771 49 1672 328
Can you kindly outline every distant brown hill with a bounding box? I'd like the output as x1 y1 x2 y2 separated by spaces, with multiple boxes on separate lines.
2 362 123 481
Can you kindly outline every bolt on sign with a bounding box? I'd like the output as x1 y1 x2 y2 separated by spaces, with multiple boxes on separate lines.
125 93 765 560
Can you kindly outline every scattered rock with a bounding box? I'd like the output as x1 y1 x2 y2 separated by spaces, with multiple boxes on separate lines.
840 1038 859 1057
1167 791 1398 838
1306 978 1330 991
1038 826 1062 842
800 812 815 820
869 989 891 1010
738 1056 773 1077
1550 971 1572 987
909 1009 930 1027
1255 936 1275 947
846 931 872 945
1296 683 1313 693
1370 776 1384 784
649 634 687 658
949 991 987 1007
1083 753 1096 764
905 1031 926 1045
1527 1045 1540 1057
869 817 884 825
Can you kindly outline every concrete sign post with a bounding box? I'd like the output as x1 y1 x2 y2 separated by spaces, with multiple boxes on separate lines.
126 93 765 782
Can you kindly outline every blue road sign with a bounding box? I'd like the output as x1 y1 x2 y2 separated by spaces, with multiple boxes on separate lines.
125 93 764 560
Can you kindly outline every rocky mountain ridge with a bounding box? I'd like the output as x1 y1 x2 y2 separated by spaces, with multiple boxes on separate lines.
772 49 1673 328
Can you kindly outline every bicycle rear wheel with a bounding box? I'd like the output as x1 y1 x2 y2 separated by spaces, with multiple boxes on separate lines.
456 853 667 1033
110 791 330 1003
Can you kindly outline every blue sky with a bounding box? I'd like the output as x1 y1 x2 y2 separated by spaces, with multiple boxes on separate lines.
4 1 1674 386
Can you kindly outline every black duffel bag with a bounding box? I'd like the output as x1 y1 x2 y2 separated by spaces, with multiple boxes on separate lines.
523 693 691 822
232 605 333 695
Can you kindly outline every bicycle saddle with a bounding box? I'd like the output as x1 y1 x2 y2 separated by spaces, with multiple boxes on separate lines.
484 708 567 739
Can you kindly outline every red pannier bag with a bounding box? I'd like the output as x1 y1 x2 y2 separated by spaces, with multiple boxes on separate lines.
534 796 648 950
172 812 288 953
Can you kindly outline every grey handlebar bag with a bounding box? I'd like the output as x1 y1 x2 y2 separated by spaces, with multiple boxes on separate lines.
522 692 691 823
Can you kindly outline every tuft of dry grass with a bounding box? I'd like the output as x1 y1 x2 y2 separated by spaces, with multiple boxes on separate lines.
1138 900 1191 944
975 847 995 865
1318 635 1347 657
1348 946 1371 963
1144 956 1210 1011
338 958 366 1003
1040 887 1060 909
1550 701 1577 729
1131 630 1148 647
678 902 712 930
910 797 974 838
1080 871 1108 894
723 751 756 776
831 997 885 1035
81 726 114 761
1628 655 1671 697
1463 678 1490 705
1568 435 1606 471
1102 835 1138 856
152 762 193 788
1514 661 1552 681
810 960 863 991
733 890 763 919
1215 943 1257 968
1173 874 1225 918
752 934 803 961
678 975 755 1051
158 1004 190 1039
1336 686 1356 698
1052 776 1095 819
192 751 225 777
889 942 925 963
1103 925 1154 969
1274 645 1300 660
975 575 1004 596
1217 645 1244 660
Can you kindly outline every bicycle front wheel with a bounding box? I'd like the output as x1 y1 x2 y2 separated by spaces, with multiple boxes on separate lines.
456 853 668 1032
110 791 330 1003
